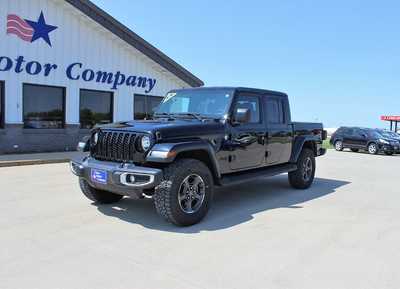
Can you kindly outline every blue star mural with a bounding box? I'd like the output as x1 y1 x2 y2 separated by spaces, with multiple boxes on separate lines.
25 11 58 47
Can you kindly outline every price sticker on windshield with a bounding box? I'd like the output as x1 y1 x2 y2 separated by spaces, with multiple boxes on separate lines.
163 92 176 103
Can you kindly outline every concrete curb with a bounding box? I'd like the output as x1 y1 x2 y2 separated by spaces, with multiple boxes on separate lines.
0 159 70 168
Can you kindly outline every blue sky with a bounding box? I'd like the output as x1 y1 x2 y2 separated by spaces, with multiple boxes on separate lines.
92 0 400 128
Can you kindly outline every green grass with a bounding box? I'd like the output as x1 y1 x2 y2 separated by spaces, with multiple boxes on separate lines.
322 139 333 149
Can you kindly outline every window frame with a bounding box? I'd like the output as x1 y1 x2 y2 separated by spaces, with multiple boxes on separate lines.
79 88 114 129
0 81 4 128
134 93 164 120
22 83 66 129
231 93 263 125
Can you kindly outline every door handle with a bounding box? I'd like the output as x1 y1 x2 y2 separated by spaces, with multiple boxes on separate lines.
256 132 267 145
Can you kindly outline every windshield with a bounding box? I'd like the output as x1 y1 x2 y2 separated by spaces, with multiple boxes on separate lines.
378 130 399 139
368 130 385 138
155 89 233 118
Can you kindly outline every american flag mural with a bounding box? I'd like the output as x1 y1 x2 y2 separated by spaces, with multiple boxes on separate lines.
6 12 57 46
6 14 34 42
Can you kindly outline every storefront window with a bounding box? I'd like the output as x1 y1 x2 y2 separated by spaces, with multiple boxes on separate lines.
134 94 163 120
80 89 113 129
0 81 4 128
23 84 65 129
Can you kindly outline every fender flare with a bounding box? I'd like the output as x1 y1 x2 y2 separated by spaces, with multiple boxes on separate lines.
146 140 221 179
290 135 320 163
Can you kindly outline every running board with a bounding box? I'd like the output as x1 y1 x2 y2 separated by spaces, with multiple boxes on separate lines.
219 163 297 186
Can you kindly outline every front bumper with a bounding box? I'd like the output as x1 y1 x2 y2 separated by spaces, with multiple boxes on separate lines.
378 144 400 154
70 156 163 197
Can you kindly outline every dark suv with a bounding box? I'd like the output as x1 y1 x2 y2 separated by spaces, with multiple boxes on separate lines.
71 87 326 226
330 127 400 155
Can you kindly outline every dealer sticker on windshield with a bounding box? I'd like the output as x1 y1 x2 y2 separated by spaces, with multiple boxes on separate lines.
91 169 108 184
163 92 176 103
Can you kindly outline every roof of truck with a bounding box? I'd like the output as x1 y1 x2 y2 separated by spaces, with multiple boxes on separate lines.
172 86 288 97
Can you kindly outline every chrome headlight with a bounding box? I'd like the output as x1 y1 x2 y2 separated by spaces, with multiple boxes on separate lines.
141 135 152 151
379 138 389 144
93 132 99 145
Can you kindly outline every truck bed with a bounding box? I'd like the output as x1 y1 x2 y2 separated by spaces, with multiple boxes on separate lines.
292 122 324 136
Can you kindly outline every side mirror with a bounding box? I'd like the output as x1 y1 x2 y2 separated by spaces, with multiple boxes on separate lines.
233 108 251 124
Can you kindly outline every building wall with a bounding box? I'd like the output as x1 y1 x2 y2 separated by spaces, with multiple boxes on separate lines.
0 0 192 153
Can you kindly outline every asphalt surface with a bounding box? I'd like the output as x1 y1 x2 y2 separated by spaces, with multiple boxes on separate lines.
1 150 399 289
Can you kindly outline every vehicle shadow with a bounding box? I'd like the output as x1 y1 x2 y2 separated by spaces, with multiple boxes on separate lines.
340 150 400 157
94 175 350 233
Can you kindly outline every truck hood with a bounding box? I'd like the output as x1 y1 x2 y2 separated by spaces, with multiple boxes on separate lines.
97 119 226 139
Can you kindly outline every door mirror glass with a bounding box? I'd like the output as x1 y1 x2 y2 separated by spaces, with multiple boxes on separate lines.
233 108 251 124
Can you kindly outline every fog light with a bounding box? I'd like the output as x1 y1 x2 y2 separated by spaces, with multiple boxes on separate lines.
127 174 135 183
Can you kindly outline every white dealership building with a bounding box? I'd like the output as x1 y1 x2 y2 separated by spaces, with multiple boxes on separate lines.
0 0 203 154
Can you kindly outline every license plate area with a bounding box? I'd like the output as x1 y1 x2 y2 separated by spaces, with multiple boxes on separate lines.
91 169 108 184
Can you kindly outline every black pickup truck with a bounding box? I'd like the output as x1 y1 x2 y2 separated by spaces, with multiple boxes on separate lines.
70 87 326 226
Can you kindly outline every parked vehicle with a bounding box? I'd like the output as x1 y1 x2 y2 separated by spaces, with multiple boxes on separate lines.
330 127 400 155
70 87 326 226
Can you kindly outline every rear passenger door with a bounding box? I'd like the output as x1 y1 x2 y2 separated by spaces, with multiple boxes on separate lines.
263 95 292 165
342 128 355 147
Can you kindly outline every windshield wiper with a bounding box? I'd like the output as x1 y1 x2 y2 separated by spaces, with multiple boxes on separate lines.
153 112 175 119
171 113 204 121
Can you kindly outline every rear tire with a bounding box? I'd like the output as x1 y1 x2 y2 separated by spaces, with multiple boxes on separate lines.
79 178 123 204
368 143 378 155
334 140 344 151
289 148 316 189
154 158 213 226
350 148 359 152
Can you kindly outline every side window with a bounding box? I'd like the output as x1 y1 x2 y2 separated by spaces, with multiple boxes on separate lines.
354 129 363 137
23 84 65 129
80 89 113 129
336 128 344 135
346 128 354 136
265 97 284 124
233 95 260 123
359 129 368 137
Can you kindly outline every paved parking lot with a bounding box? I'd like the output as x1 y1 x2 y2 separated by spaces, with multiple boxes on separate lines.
1 150 399 289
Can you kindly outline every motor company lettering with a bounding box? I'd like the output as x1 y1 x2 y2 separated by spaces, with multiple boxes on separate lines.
0 55 157 93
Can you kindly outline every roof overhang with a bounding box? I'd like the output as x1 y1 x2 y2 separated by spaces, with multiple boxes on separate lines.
64 0 204 87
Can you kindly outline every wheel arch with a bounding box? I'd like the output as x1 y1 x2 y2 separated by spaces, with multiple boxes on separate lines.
290 136 319 163
146 141 221 184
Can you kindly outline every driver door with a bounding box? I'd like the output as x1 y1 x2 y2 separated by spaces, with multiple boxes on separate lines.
229 94 266 171
353 128 368 148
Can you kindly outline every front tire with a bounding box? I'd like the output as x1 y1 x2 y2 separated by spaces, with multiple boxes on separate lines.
289 148 316 189
334 140 344 151
154 158 214 226
79 178 123 204
368 143 378 155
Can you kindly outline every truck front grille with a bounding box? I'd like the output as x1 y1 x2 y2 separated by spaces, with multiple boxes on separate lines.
90 130 144 163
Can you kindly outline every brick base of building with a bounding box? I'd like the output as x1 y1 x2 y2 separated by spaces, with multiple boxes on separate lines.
0 124 90 154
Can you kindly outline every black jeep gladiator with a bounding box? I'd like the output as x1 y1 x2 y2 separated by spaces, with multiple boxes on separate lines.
70 87 326 226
